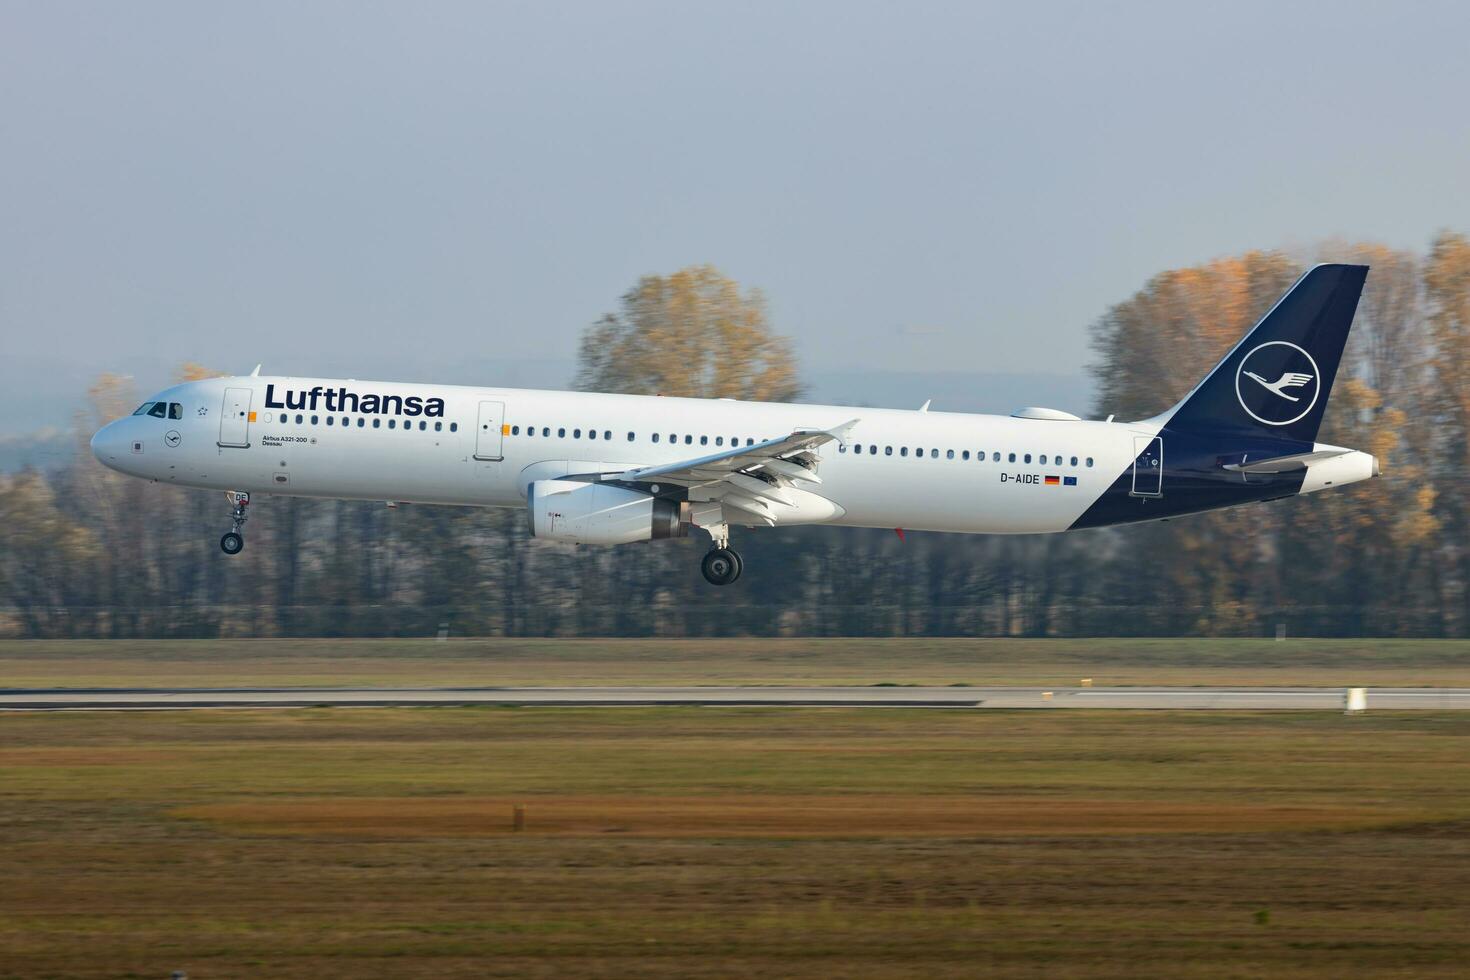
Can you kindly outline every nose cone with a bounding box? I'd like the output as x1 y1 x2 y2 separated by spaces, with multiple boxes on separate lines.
90 421 126 470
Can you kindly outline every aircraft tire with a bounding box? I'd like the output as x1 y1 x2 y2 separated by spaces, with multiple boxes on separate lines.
701 548 740 586
220 532 244 556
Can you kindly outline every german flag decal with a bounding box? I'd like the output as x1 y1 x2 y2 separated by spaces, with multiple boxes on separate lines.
1044 475 1061 486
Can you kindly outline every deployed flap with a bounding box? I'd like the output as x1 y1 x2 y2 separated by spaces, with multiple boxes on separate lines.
615 419 859 485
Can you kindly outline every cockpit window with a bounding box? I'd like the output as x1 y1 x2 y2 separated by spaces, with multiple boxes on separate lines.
168 402 183 419
146 403 168 419
132 402 155 416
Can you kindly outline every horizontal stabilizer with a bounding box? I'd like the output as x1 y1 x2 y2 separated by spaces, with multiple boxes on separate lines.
1223 449 1350 473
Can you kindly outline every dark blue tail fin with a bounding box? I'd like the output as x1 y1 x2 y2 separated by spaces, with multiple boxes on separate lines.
1162 263 1368 444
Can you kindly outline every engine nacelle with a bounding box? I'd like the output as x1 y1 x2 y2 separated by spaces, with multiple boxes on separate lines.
527 479 686 545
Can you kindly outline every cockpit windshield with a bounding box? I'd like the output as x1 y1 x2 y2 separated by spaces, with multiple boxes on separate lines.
132 401 182 419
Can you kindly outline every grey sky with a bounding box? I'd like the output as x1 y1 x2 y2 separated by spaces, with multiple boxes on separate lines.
2 1 1467 432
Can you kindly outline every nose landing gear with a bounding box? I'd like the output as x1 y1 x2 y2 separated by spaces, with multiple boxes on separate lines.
220 491 249 555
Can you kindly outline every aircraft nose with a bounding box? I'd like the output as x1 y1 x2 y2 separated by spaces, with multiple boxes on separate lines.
90 421 125 467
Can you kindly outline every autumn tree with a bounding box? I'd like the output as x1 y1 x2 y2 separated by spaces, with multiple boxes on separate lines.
1424 231 1470 628
575 264 802 401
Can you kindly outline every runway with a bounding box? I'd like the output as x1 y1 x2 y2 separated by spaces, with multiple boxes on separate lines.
3 686 1469 710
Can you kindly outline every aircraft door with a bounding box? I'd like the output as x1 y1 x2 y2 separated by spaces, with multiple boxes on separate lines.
218 387 253 448
1131 436 1163 497
474 400 506 461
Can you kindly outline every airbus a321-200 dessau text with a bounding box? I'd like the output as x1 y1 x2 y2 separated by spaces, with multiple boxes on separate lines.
93 265 1378 585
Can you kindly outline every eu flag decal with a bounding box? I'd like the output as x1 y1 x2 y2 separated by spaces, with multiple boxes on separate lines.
1063 476 1077 486
1044 475 1061 486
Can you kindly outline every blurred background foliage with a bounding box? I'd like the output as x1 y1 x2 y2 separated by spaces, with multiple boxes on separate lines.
2 234 1467 638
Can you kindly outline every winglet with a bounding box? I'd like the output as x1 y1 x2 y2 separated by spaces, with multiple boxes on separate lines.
919 399 931 413
249 364 262 377
821 418 861 448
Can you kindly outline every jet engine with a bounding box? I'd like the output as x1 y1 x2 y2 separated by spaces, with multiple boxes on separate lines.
527 479 686 545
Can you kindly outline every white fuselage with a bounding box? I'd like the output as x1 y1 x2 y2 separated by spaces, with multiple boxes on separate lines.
92 375 1159 534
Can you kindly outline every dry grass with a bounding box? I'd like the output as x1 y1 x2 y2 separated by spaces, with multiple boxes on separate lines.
177 794 1399 838
3 635 1470 688
3 707 1470 977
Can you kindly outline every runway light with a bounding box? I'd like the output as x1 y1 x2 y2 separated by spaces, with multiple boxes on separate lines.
1344 687 1368 714
1080 678 1093 687
1041 691 1053 701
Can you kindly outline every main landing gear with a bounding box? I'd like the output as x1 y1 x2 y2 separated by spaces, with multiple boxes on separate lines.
699 522 743 586
220 491 249 555
701 547 743 586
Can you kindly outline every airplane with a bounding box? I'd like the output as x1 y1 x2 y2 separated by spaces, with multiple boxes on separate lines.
91 264 1378 586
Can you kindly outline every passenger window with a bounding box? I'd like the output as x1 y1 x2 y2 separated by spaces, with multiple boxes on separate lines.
1024 453 1032 463
653 433 661 443
700 435 708 446
574 428 581 438
961 450 969 460
885 446 893 456
1086 457 1094 467
588 429 596 440
558 428 566 438
947 450 955 459
992 451 1000 462
1071 456 1078 466
434 421 441 432
327 416 334 426
389 419 396 429
295 414 303 424
869 445 876 455
627 431 635 442
416 421 424 430
451 422 458 432
684 435 693 445
716 436 724 446
853 444 861 454
931 449 938 459
1039 454 1047 464
147 402 168 419
373 419 381 429
839 443 847 453
311 415 319 425
279 413 287 423
512 425 520 435
604 430 611 440
900 447 909 457
1008 452 1016 462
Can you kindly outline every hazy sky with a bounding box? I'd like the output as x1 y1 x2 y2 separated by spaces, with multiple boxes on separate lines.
3 1 1467 430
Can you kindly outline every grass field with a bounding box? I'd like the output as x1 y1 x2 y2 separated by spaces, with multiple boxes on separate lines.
4 636 1470 688
3 705 1470 978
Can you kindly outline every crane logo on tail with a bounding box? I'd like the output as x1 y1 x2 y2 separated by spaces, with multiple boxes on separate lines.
1234 341 1320 426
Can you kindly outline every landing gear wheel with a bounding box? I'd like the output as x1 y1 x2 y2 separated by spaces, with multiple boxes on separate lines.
219 491 250 555
701 548 742 586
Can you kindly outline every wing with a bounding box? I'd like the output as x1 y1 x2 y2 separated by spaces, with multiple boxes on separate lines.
1278 372 1313 388
610 419 859 527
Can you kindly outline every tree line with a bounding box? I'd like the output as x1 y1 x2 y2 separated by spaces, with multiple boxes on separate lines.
2 241 1467 638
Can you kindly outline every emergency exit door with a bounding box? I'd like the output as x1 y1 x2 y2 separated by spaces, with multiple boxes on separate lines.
1131 435 1163 497
218 387 253 448
474 400 506 461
